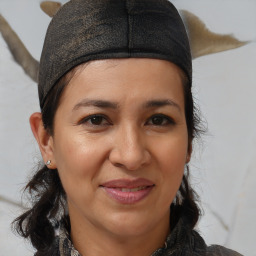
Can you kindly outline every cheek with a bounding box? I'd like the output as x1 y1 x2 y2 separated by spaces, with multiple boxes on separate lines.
53 131 107 189
152 135 188 200
53 138 102 210
154 134 188 169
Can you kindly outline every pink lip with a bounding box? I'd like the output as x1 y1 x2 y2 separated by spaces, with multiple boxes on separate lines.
100 178 155 204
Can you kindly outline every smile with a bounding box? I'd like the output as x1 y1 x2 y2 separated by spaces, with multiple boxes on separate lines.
117 186 147 192
100 178 155 204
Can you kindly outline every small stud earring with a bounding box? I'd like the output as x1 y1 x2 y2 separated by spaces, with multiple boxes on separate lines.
46 160 51 166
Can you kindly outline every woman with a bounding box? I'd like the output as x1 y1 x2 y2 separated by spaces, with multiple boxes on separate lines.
14 0 242 255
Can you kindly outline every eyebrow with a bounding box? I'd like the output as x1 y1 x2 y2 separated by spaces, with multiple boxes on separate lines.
73 99 119 111
143 99 181 112
72 98 181 112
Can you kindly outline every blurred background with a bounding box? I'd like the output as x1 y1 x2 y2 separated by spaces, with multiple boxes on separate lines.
0 0 255 255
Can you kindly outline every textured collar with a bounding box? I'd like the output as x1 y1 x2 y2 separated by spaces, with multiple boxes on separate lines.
57 215 206 256
58 227 80 256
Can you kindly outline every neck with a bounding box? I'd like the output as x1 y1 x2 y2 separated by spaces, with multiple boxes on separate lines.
69 210 170 256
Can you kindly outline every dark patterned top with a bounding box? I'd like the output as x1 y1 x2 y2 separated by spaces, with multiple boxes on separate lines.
51 215 243 256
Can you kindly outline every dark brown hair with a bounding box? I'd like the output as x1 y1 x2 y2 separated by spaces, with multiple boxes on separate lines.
13 62 203 255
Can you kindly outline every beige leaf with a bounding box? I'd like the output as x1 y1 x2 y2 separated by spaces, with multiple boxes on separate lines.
181 10 249 59
0 14 39 82
40 1 62 17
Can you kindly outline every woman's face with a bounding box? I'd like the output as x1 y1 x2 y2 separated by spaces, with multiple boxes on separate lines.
51 58 190 240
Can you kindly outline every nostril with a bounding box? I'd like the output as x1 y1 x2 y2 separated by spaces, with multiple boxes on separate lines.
112 162 125 168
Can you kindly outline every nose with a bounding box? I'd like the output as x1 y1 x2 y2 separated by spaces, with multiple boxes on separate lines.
108 124 151 171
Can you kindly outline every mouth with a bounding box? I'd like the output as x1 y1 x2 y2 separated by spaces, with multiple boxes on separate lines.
115 186 149 192
100 178 155 204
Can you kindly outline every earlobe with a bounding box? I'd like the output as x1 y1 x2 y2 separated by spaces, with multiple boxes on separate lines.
29 112 56 169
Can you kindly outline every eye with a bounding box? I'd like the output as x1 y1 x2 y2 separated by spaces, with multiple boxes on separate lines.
146 114 174 126
78 114 110 126
89 115 105 125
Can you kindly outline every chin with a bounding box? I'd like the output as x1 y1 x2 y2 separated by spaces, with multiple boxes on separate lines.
101 210 163 238
107 222 150 239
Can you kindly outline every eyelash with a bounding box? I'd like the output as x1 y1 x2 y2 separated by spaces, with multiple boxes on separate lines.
78 114 111 126
146 114 175 126
78 114 175 127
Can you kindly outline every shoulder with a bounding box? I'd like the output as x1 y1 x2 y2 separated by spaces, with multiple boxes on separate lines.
206 245 243 256
188 229 243 256
165 215 243 256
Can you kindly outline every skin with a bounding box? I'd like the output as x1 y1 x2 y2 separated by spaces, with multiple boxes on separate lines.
30 58 191 256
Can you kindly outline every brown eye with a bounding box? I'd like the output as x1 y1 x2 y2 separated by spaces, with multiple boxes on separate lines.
90 116 104 125
151 116 165 125
147 114 174 126
79 114 110 126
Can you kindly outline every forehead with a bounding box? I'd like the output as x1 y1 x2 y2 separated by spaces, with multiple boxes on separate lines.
59 58 185 109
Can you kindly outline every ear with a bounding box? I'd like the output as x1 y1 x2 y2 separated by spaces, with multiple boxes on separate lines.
30 112 56 169
40 1 62 18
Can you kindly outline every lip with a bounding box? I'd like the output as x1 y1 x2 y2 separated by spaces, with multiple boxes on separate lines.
100 178 155 204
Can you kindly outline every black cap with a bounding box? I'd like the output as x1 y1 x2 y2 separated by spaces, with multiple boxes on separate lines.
39 0 192 109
